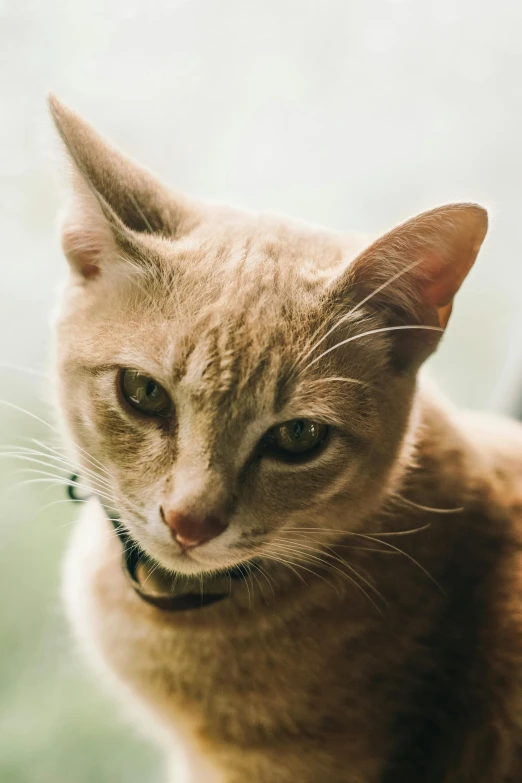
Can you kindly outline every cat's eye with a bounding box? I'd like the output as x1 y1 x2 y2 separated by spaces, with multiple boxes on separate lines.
262 419 328 457
120 369 172 417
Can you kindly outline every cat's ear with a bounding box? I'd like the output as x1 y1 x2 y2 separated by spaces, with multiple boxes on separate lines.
333 203 488 367
49 94 196 280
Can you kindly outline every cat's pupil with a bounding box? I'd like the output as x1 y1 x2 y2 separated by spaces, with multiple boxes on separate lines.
293 420 304 440
146 380 158 398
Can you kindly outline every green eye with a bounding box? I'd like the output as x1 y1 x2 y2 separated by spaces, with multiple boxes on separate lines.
120 369 172 417
263 419 328 456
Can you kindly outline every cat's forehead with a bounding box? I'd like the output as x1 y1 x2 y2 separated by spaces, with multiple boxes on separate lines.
151 207 368 332
158 216 349 390
106 212 347 349
180 206 362 281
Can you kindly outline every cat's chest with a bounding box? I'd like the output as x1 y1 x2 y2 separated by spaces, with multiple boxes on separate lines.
64 503 395 781
167 720 226 783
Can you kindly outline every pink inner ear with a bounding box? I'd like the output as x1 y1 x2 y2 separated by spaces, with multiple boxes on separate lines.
417 249 474 309
61 227 102 280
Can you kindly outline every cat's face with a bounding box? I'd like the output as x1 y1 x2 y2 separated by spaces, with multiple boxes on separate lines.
50 97 488 576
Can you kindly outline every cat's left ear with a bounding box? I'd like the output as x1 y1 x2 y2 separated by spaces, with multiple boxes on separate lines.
49 94 198 280
333 203 488 367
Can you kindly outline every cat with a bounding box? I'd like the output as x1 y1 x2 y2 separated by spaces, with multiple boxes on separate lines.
49 94 522 783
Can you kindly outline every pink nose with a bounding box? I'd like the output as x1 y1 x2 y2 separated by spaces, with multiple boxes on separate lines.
161 508 227 549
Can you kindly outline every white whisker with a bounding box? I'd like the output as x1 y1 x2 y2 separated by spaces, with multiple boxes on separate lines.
9 474 115 506
391 494 464 514
273 537 386 605
263 544 344 598
285 524 432 538
30 437 113 480
349 532 444 594
5 460 113 501
268 539 384 612
0 399 111 481
303 376 368 388
295 257 424 370
259 553 308 586
250 562 276 602
303 324 443 373
0 449 113 493
0 362 49 378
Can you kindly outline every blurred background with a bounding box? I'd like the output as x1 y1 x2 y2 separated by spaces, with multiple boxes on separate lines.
1 0 522 781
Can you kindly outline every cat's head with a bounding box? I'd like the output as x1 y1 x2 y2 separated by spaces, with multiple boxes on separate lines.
50 96 487 576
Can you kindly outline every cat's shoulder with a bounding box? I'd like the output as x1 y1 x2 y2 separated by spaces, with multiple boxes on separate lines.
460 409 522 481
418 383 522 527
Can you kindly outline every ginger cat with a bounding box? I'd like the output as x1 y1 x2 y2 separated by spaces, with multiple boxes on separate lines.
49 95 522 782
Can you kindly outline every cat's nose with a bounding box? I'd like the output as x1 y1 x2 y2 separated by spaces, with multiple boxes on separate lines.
160 508 228 549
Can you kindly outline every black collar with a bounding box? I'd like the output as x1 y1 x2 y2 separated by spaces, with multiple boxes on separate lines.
68 474 251 612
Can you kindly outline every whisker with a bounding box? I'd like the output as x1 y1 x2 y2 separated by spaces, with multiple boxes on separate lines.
281 525 439 591
295 257 424 370
248 570 258 608
267 540 384 612
127 192 154 234
250 562 276 602
345 258 424 319
285 524 432 538
302 376 368 388
0 362 49 378
9 474 116 506
259 553 308 586
34 496 90 519
303 325 443 373
30 437 114 480
272 537 387 605
4 459 114 500
0 399 111 480
263 545 346 599
0 449 114 493
247 565 265 603
283 531 398 555
0 399 60 432
59 517 133 555
138 559 164 591
349 532 444 594
391 494 464 514
239 564 253 610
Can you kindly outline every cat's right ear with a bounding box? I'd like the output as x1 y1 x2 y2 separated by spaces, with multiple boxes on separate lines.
48 94 196 280
330 203 488 369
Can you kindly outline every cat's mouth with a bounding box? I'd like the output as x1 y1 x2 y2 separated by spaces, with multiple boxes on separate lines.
127 544 254 611
116 512 256 611
69 474 254 612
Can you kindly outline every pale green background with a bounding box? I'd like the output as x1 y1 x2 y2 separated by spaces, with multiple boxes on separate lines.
1 0 521 781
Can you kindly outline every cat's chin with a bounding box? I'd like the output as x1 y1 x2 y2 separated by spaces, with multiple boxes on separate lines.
139 538 255 578
160 552 234 577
